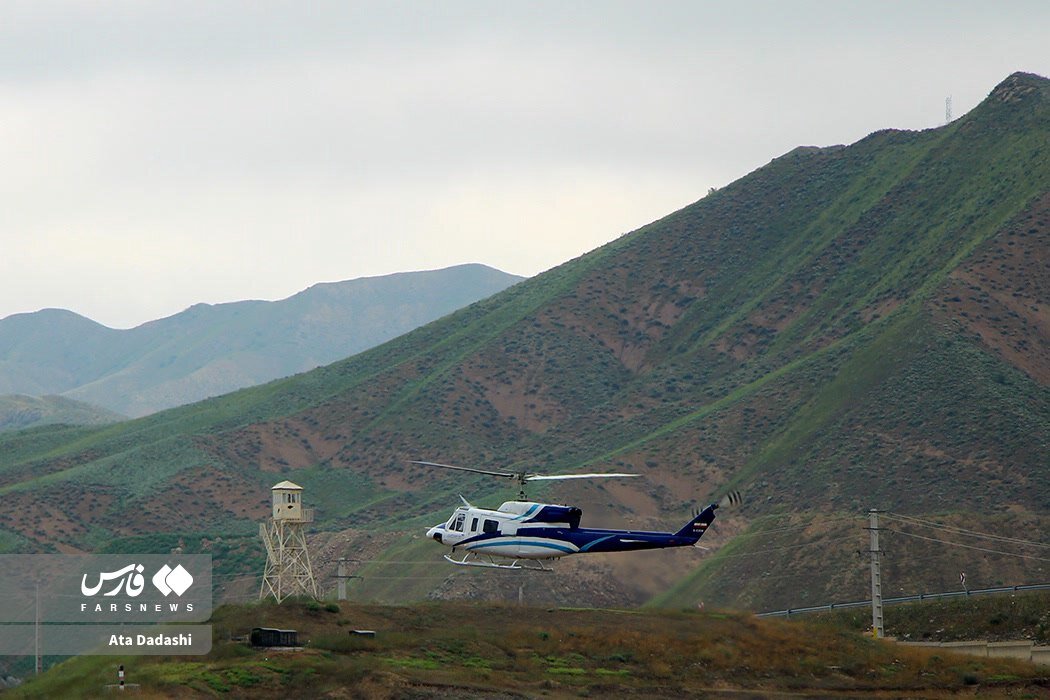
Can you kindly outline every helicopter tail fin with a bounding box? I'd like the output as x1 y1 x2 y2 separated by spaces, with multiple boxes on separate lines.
674 503 718 541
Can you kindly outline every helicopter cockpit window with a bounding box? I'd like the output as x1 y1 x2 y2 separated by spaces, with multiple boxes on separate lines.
451 513 465 532
483 519 499 534
470 517 479 532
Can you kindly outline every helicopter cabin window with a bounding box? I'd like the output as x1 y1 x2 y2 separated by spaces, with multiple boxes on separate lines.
483 519 499 534
451 513 465 532
470 517 479 532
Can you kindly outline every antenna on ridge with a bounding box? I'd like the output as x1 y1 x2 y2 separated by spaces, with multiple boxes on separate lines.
945 95 952 125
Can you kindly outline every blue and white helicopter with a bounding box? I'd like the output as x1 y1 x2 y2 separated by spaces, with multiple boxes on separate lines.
414 460 740 570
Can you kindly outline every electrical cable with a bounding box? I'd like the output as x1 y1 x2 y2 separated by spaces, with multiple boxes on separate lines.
735 515 865 538
884 528 1050 563
884 512 1050 549
710 534 860 559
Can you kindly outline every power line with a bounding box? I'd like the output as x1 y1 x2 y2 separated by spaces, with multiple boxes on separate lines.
713 535 860 559
884 512 1050 550
731 510 855 525
734 515 865 539
325 560 439 565
884 528 1050 563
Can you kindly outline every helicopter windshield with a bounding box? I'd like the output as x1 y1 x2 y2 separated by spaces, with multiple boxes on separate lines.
447 512 465 532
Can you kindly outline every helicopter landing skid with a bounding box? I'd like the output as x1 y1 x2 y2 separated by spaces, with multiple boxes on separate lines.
444 553 554 572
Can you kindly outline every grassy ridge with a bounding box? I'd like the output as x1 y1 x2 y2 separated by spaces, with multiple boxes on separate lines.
814 590 1050 644
0 395 123 433
10 600 1050 699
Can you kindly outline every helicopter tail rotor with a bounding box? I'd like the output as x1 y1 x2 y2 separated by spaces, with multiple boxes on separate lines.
677 490 742 541
718 490 743 508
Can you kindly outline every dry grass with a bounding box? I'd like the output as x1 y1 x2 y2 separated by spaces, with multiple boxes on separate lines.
13 600 1048 698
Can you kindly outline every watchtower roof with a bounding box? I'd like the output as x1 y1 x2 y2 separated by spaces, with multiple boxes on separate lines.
272 480 303 491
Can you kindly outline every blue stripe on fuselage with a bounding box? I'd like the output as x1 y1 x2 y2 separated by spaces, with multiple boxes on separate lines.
467 539 577 554
579 534 618 552
517 527 693 552
512 504 541 521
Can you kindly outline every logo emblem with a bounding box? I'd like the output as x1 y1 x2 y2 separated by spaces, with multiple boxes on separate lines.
152 564 194 596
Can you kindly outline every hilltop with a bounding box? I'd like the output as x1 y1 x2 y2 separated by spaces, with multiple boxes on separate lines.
0 264 523 418
0 72 1046 611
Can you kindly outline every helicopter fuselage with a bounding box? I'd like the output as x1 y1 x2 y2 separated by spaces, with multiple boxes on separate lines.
425 500 718 564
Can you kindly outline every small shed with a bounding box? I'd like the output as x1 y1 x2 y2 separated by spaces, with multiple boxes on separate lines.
250 627 299 647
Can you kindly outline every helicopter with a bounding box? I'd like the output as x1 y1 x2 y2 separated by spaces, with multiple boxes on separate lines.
412 460 741 570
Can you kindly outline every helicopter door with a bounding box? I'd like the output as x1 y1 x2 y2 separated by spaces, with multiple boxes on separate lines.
470 517 479 533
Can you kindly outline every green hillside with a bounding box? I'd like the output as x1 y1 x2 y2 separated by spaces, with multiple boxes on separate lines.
0 395 124 433
0 72 1047 611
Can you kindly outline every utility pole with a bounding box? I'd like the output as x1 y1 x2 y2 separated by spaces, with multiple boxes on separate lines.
34 580 41 675
868 509 884 638
945 95 953 124
333 558 360 601
337 559 347 601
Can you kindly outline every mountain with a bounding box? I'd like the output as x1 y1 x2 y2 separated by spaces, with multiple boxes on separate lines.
0 72 1046 611
0 264 524 418
0 395 124 432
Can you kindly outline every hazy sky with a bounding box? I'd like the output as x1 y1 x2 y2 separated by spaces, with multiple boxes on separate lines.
3 1 1047 329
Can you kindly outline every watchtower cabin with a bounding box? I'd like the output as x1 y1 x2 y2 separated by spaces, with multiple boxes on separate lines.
271 480 313 522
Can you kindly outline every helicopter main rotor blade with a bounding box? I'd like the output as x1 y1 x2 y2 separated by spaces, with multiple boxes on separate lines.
409 460 517 479
525 473 639 481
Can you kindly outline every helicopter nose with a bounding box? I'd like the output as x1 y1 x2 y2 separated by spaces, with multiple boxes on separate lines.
425 526 443 543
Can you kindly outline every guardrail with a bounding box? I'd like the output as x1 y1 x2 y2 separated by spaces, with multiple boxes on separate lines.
756 583 1050 618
